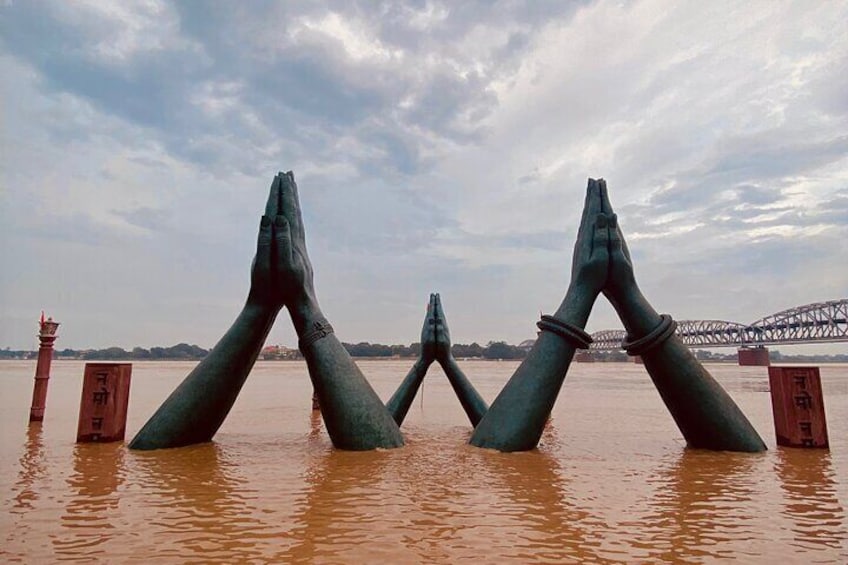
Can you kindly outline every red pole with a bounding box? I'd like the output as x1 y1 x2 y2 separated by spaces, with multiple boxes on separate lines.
29 316 60 422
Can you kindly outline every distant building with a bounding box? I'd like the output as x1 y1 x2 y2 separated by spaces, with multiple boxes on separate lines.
260 345 301 360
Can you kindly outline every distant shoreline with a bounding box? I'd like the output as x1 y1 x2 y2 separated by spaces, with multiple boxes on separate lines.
2 357 847 365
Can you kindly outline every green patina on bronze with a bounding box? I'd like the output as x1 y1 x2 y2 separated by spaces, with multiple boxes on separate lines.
386 293 442 426
130 173 765 454
597 181 766 452
131 172 404 451
440 179 766 453
424 293 490 426
468 179 609 451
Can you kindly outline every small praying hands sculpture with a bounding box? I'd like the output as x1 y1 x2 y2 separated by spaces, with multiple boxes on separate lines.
130 173 766 454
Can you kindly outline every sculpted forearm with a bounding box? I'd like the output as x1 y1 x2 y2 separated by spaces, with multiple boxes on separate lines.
600 183 766 452
469 286 594 451
385 357 431 426
129 303 277 450
640 334 767 451
267 172 405 450
607 286 663 338
469 180 608 452
300 330 405 450
439 356 488 427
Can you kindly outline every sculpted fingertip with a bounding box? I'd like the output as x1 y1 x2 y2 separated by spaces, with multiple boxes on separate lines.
275 215 286 227
261 216 271 227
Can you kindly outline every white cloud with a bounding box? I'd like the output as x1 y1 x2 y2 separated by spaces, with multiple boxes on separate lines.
0 0 846 352
291 12 404 63
49 0 202 65
405 1 449 32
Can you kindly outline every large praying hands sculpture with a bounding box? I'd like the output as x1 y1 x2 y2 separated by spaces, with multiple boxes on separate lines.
130 173 766 453
131 173 444 451
132 173 401 450
434 180 766 452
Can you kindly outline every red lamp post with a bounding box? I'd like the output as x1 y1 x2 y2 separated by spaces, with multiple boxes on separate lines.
29 313 60 422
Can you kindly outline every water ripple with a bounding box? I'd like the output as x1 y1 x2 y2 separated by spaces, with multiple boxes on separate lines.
2 361 847 562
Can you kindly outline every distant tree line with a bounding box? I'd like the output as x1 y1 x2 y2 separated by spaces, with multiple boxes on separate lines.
691 349 848 364
1 344 846 363
0 341 531 361
339 341 529 359
0 343 210 361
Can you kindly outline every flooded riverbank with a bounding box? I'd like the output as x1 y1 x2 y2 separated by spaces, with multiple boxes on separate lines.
2 360 846 562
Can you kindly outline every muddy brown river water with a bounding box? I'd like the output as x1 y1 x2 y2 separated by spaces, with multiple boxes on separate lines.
1 359 846 562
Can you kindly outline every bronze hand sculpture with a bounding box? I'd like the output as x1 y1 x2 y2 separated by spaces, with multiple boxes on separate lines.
129 174 294 450
423 179 605 451
598 183 766 452
131 173 405 450
436 179 766 453
131 173 765 454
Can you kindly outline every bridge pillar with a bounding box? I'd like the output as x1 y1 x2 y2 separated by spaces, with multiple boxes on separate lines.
738 347 770 366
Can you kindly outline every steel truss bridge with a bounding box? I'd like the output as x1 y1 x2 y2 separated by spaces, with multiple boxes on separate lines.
589 299 848 351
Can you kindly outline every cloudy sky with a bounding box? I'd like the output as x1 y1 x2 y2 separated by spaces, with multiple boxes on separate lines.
1 0 846 353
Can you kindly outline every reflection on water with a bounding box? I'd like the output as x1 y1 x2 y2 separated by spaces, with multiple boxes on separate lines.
308 408 323 442
281 430 607 563
633 450 763 562
775 447 847 551
1 360 846 562
131 443 268 562
283 447 395 562
11 424 47 511
53 442 127 559
477 447 603 562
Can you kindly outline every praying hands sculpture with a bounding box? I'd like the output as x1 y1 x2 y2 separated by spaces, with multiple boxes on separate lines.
130 172 765 454
132 173 406 450
436 179 766 452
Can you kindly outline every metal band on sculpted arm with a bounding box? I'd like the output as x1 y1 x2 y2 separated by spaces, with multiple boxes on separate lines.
537 315 593 350
468 179 611 452
277 171 404 451
298 320 334 352
600 184 766 452
622 314 676 356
